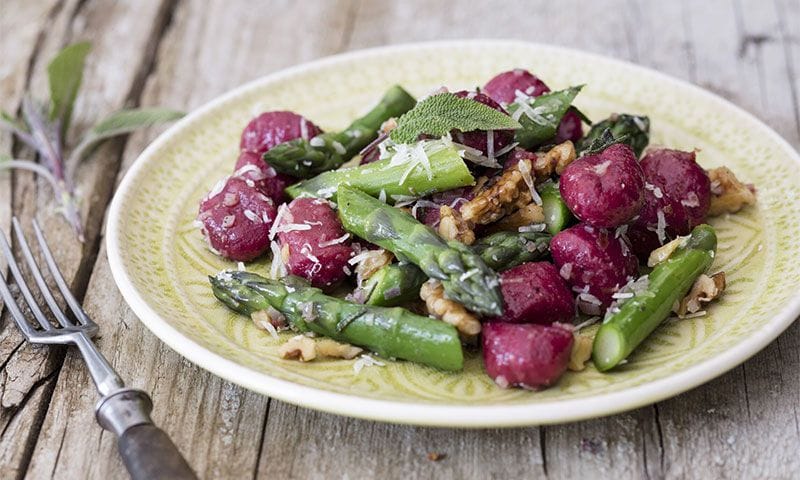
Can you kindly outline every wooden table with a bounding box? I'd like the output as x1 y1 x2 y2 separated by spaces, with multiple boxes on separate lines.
1 1 798 478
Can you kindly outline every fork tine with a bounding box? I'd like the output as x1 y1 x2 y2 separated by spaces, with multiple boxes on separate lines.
0 225 53 330
12 218 75 327
0 267 37 339
31 219 95 328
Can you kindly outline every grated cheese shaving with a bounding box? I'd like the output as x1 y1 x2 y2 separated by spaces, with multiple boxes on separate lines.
353 354 386 374
269 241 287 279
318 233 350 247
269 204 288 240
517 159 542 205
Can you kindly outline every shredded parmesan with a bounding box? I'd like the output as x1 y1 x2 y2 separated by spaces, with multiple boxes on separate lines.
269 204 288 240
348 250 375 266
517 159 542 205
318 233 350 247
207 176 229 200
353 354 385 374
300 243 320 263
269 241 287 279
518 223 547 233
243 209 260 223
275 223 312 234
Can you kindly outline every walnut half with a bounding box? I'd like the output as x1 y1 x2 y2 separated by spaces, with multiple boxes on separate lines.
420 280 482 339
460 159 532 225
675 272 726 317
278 336 363 362
278 335 317 361
708 167 756 216
438 205 476 244
485 203 545 234
355 249 394 285
535 140 576 177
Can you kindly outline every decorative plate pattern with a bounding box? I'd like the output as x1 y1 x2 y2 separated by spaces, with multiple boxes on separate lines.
107 41 800 426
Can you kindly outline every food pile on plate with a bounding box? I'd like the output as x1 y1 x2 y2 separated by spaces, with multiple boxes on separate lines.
198 68 756 390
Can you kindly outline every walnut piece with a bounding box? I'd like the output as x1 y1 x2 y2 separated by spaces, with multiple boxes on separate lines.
460 159 533 225
355 249 394 284
647 236 687 267
675 272 726 316
438 205 476 244
420 280 482 338
278 336 363 362
315 338 363 359
568 333 594 372
708 167 756 216
279 335 317 361
535 140 576 177
485 203 545 234
251 307 287 331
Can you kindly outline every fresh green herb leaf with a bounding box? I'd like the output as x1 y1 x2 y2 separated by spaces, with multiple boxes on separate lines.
86 107 183 141
70 107 184 162
389 93 521 144
47 42 91 136
508 86 583 149
577 113 650 157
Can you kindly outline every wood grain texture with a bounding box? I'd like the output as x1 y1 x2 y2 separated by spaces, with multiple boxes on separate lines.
0 0 163 476
24 1 357 479
0 0 797 479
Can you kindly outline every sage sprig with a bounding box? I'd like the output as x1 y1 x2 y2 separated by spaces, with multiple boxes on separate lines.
389 93 521 144
0 42 183 241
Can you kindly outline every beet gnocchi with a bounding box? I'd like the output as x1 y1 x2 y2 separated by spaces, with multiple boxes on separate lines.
205 69 754 391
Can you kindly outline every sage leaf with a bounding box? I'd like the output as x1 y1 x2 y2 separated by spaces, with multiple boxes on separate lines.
508 85 583 149
390 93 521 144
47 42 91 136
71 107 184 161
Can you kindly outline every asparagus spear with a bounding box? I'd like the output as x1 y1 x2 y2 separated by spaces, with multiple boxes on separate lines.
472 231 551 271
577 113 650 158
263 85 417 178
337 185 503 316
506 86 583 149
592 225 717 371
361 262 427 307
539 181 574 234
210 271 464 371
285 140 474 202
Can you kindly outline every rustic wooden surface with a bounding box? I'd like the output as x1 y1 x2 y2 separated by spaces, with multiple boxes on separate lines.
1 1 798 478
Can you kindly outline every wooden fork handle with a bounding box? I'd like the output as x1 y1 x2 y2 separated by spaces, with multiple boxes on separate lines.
96 388 196 480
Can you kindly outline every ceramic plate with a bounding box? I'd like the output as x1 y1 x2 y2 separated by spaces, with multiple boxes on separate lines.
107 40 800 427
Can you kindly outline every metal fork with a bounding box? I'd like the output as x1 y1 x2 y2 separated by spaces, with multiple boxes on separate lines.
0 218 196 480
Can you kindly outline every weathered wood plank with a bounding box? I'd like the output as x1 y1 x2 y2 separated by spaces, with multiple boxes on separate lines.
646 1 800 478
25 1 360 478
260 410 545 480
0 0 176 478
0 1 87 478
